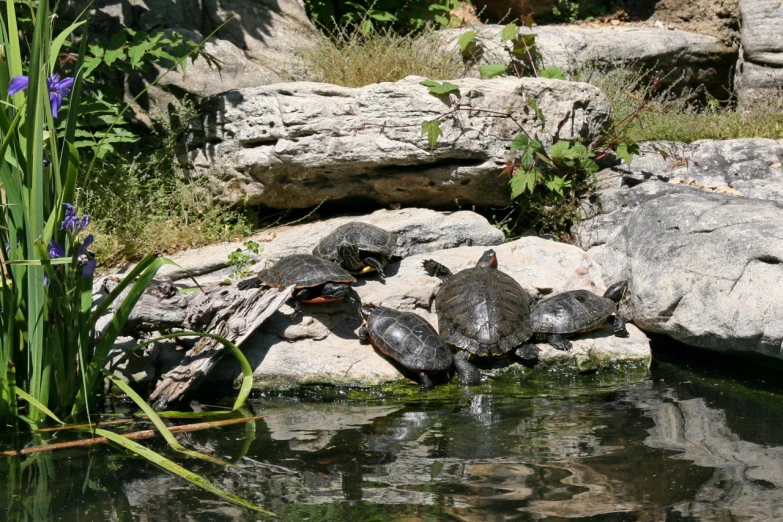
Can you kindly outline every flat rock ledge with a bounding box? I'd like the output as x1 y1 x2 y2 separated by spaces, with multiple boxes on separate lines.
107 210 650 392
117 235 651 392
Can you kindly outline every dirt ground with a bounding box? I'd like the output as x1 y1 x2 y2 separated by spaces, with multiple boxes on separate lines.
470 0 740 46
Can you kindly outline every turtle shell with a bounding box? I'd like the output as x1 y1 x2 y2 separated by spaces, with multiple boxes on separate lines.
530 290 616 334
256 254 357 289
364 306 453 372
435 266 533 357
313 222 397 260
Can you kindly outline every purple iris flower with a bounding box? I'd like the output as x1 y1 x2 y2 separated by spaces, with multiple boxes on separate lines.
7 74 75 118
45 239 66 287
77 234 96 277
60 202 90 235
48 239 65 259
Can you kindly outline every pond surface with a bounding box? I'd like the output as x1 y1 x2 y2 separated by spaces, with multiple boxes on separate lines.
3 347 783 521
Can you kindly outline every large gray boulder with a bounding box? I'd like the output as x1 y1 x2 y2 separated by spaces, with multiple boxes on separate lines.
437 25 736 98
735 0 783 108
596 189 783 360
573 139 783 249
186 75 612 209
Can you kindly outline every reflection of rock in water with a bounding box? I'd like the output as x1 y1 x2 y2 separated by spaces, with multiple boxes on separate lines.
262 403 401 451
628 383 783 520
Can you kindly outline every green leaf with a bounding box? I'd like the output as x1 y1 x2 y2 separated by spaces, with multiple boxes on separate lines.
457 30 477 52
419 80 460 96
15 388 65 425
370 10 396 21
616 141 641 166
478 63 507 79
510 133 530 152
540 67 566 80
550 141 578 159
48 20 87 72
421 120 443 150
582 157 600 175
92 428 277 516
509 167 540 198
434 14 449 26
527 96 546 130
104 31 127 66
500 22 518 42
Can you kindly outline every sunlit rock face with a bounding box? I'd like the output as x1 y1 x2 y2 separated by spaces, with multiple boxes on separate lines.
186 76 611 209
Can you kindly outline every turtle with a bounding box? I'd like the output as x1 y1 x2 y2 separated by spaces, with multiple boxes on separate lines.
313 222 397 278
237 254 357 311
423 249 534 386
528 281 629 352
358 305 466 391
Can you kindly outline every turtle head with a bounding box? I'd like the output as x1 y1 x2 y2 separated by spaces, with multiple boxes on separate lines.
603 281 628 303
476 249 498 269
359 305 375 322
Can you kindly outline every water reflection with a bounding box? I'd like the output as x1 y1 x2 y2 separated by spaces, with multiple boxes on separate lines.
2 360 783 521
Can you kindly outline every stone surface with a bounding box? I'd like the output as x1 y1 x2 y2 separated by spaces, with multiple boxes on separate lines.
208 237 651 388
60 0 317 115
596 190 783 361
735 0 783 107
572 139 783 250
186 75 612 209
438 25 736 97
147 208 506 282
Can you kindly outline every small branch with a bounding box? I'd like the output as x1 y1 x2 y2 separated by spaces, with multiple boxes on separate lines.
1 416 262 456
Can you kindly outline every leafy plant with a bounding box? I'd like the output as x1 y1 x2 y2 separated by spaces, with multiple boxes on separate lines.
227 240 262 280
0 1 272 513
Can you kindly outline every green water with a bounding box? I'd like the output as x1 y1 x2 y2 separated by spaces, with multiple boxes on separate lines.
3 348 783 521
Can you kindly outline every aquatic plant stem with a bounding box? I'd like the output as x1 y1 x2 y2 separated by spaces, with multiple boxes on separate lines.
0 416 262 456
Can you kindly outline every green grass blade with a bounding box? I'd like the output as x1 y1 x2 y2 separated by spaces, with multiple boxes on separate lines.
48 21 87 72
104 372 233 467
15 387 65 425
76 256 176 413
92 428 277 517
86 254 160 327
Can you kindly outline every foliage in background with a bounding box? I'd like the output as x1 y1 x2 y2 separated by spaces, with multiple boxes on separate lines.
227 240 262 281
305 0 470 35
574 64 783 143
82 99 252 267
422 21 632 240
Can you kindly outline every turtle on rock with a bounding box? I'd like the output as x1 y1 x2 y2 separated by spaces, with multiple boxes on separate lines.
423 249 535 386
237 254 357 312
528 281 629 352
313 222 397 278
358 306 467 391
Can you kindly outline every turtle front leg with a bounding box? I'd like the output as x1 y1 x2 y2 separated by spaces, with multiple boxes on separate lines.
515 343 540 360
237 277 262 290
548 333 572 352
357 325 371 344
453 351 482 386
612 315 629 337
363 256 387 278
422 260 453 281
417 372 435 392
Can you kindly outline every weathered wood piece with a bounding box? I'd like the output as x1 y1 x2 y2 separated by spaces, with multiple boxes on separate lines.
147 284 295 411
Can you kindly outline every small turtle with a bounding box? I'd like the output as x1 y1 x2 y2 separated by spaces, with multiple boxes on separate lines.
358 305 464 391
313 222 397 277
237 254 357 311
423 250 534 386
529 281 629 352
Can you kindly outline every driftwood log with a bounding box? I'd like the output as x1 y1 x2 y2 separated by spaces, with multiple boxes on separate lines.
105 279 294 410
